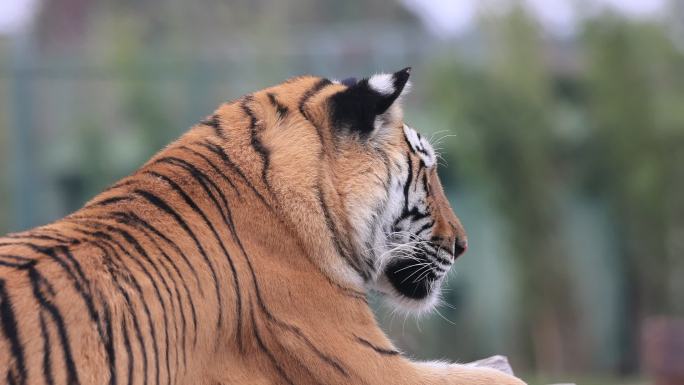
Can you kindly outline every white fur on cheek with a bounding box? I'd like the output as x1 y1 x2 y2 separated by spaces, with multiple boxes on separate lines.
345 124 447 317
403 124 436 168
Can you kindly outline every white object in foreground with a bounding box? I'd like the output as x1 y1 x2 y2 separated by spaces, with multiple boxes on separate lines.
466 355 576 385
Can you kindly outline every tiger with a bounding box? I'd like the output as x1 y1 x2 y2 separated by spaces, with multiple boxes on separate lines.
0 68 526 385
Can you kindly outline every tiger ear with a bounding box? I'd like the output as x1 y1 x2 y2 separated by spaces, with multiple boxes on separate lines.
330 67 411 137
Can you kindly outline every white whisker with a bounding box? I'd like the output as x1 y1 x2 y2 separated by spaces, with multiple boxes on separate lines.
433 307 457 326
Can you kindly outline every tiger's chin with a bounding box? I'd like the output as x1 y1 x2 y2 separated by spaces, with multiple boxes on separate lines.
372 258 447 316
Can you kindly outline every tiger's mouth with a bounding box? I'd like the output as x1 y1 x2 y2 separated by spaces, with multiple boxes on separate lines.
384 246 452 300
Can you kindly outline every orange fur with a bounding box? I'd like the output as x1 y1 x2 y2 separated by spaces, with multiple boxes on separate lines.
0 74 525 385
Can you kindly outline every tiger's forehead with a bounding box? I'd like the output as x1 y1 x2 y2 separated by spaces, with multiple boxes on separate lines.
402 124 436 168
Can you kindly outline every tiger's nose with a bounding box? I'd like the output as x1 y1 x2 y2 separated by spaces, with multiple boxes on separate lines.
453 237 468 258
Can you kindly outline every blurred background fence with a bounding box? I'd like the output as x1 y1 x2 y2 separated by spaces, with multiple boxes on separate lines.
2 1 684 384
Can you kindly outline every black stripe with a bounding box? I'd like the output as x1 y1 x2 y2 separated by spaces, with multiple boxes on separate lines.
297 79 367 281
378 149 393 191
61 209 191 381
431 253 452 267
298 79 333 146
0 240 46 251
112 211 202 295
198 155 364 304
99 239 153 385
198 140 273 212
29 246 110 346
423 172 430 195
121 316 134 385
108 212 190 374
101 302 117 385
87 240 143 385
151 153 247 349
252 276 350 377
0 259 35 269
257 322 335 384
134 188 224 334
200 114 223 137
298 79 332 121
403 152 413 213
141 171 242 349
364 150 393 274
414 162 424 193
241 96 272 192
416 146 430 158
4 232 75 244
230 209 351 378
325 277 367 301
60 247 117 385
262 307 349 378
316 186 366 279
7 371 17 385
27 267 81 384
152 156 233 217
416 219 435 237
135 185 228 329
180 145 240 197
0 279 27 385
71 228 151 385
414 135 431 158
110 210 199 349
396 207 430 223
0 255 32 262
75 220 171 385
113 213 197 368
37 230 81 245
19 244 116 384
250 306 296 385
88 196 132 207
355 336 400 356
153 156 238 239
104 224 175 385
402 128 417 154
39 312 55 385
267 92 289 116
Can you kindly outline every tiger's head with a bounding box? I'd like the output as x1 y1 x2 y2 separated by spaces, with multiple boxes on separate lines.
325 69 468 314
223 68 466 314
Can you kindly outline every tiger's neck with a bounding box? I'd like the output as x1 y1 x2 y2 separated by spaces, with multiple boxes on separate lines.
173 119 370 294
63 126 362 342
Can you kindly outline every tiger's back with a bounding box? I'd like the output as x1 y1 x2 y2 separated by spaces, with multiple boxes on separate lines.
0 123 296 384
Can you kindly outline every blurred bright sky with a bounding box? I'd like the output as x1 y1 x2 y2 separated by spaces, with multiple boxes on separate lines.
0 0 671 36
0 0 38 35
401 0 667 37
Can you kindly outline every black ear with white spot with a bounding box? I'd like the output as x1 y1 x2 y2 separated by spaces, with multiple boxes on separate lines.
330 67 411 137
